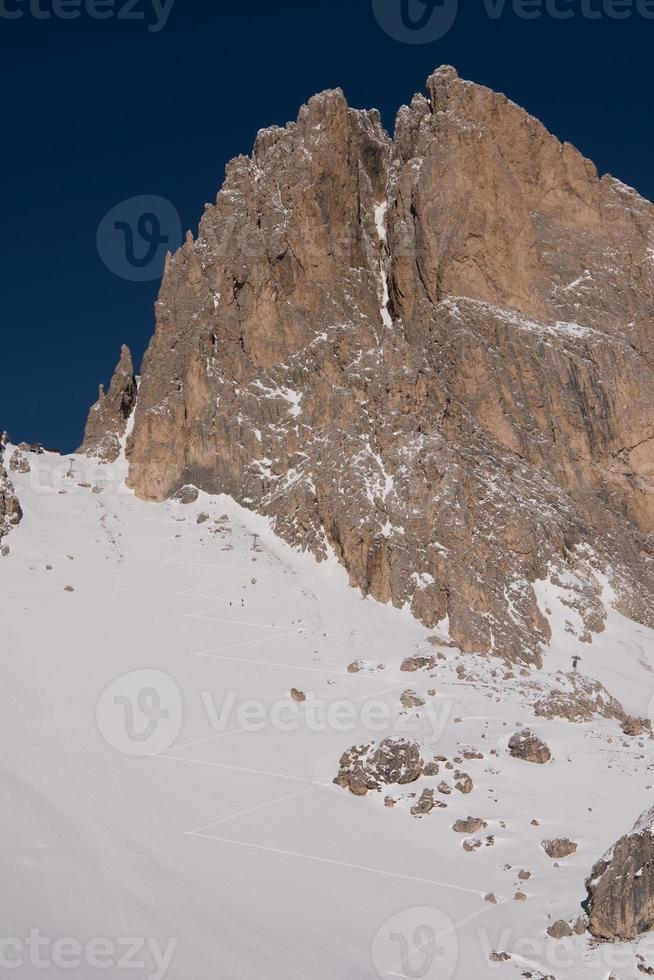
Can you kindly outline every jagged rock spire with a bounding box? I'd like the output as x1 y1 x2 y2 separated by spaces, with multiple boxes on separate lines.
78 345 137 462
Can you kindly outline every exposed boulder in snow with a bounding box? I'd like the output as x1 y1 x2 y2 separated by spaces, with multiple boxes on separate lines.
333 738 423 796
401 654 439 673
542 838 577 859
455 772 474 794
453 816 487 834
509 730 552 764
410 788 435 816
547 920 573 939
78 345 137 463
172 485 200 504
586 805 654 941
400 689 425 708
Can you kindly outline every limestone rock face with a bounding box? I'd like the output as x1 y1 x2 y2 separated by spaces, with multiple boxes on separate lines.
125 67 654 663
0 446 22 541
586 806 654 941
78 345 137 462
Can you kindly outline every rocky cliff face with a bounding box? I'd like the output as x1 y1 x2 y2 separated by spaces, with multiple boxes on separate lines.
82 66 654 664
586 805 654 941
0 441 23 545
78 345 137 463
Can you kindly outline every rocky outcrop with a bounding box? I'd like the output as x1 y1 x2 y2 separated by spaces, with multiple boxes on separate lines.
534 673 625 724
334 738 423 795
122 67 654 664
509 730 552 764
9 450 30 474
622 716 652 737
586 806 654 941
78 345 137 462
0 445 22 542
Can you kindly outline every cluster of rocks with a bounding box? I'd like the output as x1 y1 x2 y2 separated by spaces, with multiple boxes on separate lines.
547 917 587 940
334 737 477 815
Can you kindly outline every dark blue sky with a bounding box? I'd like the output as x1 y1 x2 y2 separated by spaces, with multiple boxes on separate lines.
2 0 653 451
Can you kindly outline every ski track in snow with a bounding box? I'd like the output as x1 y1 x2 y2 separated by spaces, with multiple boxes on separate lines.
2 448 654 978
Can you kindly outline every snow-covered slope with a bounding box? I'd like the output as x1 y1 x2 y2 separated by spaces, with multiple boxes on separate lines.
2 446 654 978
